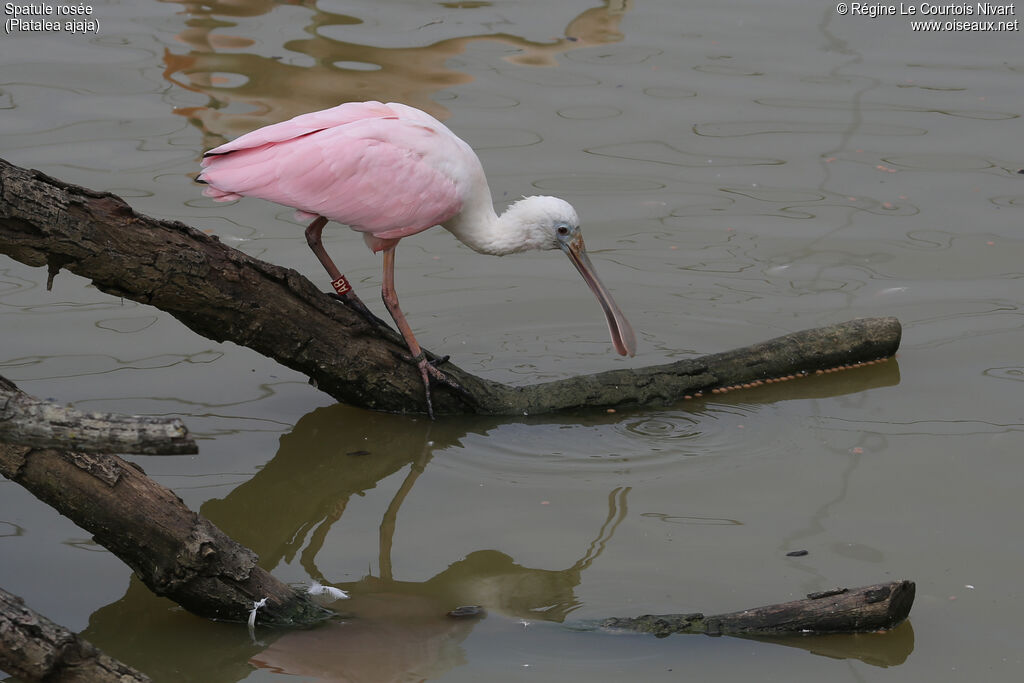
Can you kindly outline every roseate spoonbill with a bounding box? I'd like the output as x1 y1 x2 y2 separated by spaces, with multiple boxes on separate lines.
198 101 636 416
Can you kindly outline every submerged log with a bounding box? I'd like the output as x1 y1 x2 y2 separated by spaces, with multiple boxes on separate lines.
0 441 330 628
0 375 196 455
0 158 902 415
601 580 915 637
0 586 150 682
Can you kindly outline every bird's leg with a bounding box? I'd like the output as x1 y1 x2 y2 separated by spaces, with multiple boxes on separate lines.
380 247 465 418
304 216 387 327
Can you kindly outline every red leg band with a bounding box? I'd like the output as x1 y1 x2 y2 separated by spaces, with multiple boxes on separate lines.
331 275 352 295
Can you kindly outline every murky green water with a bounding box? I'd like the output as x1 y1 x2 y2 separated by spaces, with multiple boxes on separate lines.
2 1 1023 681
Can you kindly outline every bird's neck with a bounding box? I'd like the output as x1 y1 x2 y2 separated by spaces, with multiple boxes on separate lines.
445 199 551 256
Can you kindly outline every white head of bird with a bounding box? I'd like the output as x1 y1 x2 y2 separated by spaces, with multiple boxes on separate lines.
457 195 637 358
468 195 580 255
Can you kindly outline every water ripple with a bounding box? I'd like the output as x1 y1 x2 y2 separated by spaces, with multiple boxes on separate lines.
532 174 665 194
557 105 622 120
0 350 223 380
587 141 782 168
457 127 541 150
883 154 1017 172
621 414 701 440
984 367 1024 383
565 45 662 65
660 185 920 220
642 86 696 99
695 121 926 137
0 521 25 538
694 63 763 77
640 512 742 526
755 97 1019 120
990 196 1024 208
435 405 774 485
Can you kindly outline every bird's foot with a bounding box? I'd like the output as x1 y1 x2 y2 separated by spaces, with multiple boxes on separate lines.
412 352 471 419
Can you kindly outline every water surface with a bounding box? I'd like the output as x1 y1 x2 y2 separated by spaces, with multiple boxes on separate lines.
1 1 1022 681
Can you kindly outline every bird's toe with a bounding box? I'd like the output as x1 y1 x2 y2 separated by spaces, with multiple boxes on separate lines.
414 355 477 416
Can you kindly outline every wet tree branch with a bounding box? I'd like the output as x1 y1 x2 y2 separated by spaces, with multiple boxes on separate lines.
602 581 916 637
0 376 197 455
0 586 151 683
0 380 331 628
0 158 902 416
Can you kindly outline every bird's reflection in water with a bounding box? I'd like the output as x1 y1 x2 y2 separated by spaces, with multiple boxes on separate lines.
247 480 629 680
199 407 630 680
251 593 477 681
248 483 629 680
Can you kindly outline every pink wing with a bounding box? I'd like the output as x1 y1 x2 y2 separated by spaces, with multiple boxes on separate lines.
202 101 396 158
199 102 474 242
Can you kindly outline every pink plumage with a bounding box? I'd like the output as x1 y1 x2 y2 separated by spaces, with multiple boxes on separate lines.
199 101 473 249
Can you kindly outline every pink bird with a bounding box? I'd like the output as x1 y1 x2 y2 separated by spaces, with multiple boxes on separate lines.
198 101 636 416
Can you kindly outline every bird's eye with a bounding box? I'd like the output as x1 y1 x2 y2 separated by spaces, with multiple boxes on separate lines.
556 226 570 236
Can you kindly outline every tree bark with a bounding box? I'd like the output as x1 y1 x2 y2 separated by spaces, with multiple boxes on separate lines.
600 580 915 637
0 586 150 683
0 157 902 416
0 441 331 628
0 375 196 455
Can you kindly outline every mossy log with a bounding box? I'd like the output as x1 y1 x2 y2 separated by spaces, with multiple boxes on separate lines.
0 586 150 682
0 158 902 415
601 581 916 637
0 376 196 455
